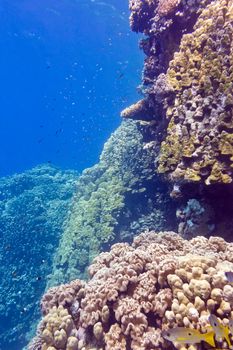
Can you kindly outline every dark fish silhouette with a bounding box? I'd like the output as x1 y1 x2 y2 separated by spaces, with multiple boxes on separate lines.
225 271 233 283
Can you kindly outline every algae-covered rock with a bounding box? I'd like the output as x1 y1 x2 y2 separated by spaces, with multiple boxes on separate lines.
48 120 175 286
0 164 77 350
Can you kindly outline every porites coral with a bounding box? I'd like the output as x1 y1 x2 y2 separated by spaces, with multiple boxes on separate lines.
30 231 233 350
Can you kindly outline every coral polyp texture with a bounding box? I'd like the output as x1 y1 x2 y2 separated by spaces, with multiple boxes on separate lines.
159 0 233 184
126 0 233 185
29 231 233 350
48 120 174 286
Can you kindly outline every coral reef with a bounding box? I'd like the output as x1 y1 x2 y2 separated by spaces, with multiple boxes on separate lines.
157 0 181 17
48 120 175 286
126 0 233 185
171 182 233 242
29 231 233 350
158 0 233 184
0 165 77 350
120 99 154 121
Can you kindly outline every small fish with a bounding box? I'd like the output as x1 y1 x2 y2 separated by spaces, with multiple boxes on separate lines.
225 271 233 283
162 327 216 347
117 72 124 79
209 314 231 347
55 128 63 135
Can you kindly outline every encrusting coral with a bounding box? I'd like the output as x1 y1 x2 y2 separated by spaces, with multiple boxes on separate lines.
29 231 233 350
158 0 233 185
125 0 233 185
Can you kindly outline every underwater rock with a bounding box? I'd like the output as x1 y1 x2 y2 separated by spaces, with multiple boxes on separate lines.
0 164 77 350
126 0 233 185
29 231 233 350
47 120 176 286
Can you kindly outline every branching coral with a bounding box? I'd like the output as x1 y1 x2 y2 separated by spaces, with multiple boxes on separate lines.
30 231 233 350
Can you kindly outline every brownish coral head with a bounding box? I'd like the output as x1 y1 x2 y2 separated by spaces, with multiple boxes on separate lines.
157 0 181 17
30 231 233 350
157 0 233 184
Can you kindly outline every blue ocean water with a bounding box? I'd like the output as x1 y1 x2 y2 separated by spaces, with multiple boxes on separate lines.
0 0 143 176
0 1 143 348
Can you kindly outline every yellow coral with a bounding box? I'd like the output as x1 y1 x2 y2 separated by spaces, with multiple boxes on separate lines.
158 0 233 184
40 306 77 350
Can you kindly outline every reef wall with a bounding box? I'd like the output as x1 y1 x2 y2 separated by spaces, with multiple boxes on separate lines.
48 120 176 286
0 165 77 350
124 0 233 185
121 0 233 240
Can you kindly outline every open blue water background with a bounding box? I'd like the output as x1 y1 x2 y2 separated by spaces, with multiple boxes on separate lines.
0 0 142 176
0 2 143 348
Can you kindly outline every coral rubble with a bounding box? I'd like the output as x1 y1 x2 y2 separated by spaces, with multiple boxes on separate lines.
126 0 233 185
29 231 233 350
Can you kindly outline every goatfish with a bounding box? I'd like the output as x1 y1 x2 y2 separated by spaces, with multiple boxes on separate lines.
162 327 216 347
225 271 233 283
209 314 231 347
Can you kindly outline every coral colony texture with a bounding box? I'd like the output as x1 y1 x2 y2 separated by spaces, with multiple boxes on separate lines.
124 0 233 185
121 0 233 238
29 232 233 350
27 1 233 350
48 120 175 286
0 165 77 350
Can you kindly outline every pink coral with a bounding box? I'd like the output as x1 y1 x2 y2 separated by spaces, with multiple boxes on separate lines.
41 279 85 316
30 231 233 350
